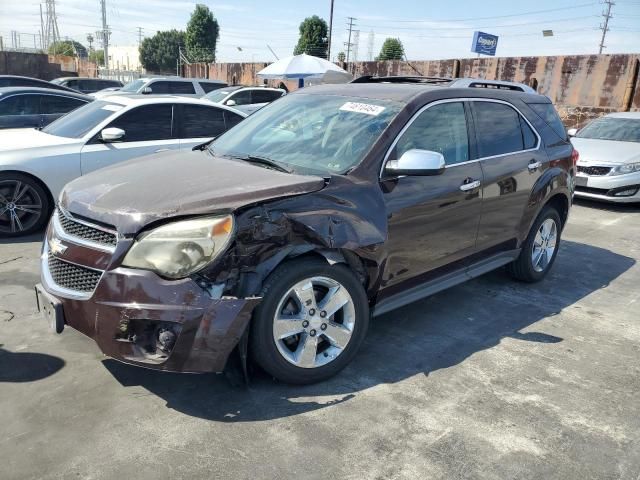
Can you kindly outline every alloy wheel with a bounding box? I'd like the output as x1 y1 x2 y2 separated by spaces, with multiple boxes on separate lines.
272 276 356 369
0 179 44 234
531 218 558 273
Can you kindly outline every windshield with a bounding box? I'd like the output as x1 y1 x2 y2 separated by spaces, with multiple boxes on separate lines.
120 79 147 93
577 117 640 143
42 100 123 138
203 88 239 103
210 93 403 175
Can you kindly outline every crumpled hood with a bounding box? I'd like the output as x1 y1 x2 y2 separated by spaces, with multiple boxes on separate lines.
571 137 640 165
60 150 326 235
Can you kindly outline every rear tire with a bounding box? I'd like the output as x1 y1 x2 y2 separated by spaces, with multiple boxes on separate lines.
508 206 562 283
250 257 369 384
0 172 51 237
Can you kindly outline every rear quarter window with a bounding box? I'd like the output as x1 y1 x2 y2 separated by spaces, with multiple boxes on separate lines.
199 82 227 93
528 103 566 140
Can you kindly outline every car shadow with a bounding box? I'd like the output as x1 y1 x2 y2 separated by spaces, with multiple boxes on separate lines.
0 232 44 245
0 345 65 382
573 198 640 213
103 240 635 422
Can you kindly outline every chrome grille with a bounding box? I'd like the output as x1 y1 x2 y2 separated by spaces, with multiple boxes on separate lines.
57 210 117 247
47 254 102 293
577 166 612 176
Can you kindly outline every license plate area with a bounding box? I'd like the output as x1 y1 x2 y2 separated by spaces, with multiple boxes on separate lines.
35 284 65 333
575 175 588 187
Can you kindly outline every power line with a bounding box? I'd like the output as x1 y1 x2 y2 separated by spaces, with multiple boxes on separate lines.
357 3 599 23
599 0 615 53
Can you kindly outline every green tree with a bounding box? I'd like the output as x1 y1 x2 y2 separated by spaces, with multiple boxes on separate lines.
337 51 346 62
377 38 404 61
139 29 185 73
293 15 328 59
89 49 105 66
48 40 88 58
185 4 219 63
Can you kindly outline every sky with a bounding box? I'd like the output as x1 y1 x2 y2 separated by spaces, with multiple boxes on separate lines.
1 0 639 63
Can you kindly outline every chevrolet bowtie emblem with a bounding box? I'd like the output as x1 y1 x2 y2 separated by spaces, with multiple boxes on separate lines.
50 237 68 255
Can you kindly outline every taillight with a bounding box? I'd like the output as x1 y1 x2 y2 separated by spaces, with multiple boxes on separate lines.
571 149 579 166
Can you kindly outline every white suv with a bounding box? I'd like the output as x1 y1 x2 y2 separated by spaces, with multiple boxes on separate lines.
93 77 227 98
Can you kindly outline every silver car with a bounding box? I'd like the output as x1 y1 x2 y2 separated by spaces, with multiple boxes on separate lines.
570 112 640 203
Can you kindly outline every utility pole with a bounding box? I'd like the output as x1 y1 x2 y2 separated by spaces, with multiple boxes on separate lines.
99 0 110 69
43 0 61 51
598 0 614 54
39 4 45 50
345 17 356 63
327 0 335 60
137 27 144 47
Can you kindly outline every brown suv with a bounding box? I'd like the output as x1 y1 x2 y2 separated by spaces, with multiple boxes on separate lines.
36 80 576 384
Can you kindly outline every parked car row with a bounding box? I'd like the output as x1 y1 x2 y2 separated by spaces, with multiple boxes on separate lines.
1 71 635 385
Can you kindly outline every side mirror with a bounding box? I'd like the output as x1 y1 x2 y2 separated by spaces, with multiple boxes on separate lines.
567 128 577 137
100 127 125 142
384 149 446 176
225 99 236 106
142 86 152 94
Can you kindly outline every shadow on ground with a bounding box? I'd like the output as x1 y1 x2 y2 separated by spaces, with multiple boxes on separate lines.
0 232 44 246
0 345 65 382
102 240 634 422
573 198 640 213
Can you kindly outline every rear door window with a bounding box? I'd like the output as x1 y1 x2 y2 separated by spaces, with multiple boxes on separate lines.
394 101 470 165
0 95 41 115
472 102 528 157
179 104 226 138
170 82 196 94
40 95 86 114
528 102 566 139
103 104 173 142
224 110 244 129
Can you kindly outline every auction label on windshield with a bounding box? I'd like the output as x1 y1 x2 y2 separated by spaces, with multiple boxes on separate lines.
340 102 385 116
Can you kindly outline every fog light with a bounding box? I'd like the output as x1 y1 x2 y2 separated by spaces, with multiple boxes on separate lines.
613 188 639 197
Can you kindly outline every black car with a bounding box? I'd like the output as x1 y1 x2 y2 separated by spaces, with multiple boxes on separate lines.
50 77 124 94
0 87 92 129
0 75 76 92
36 80 575 384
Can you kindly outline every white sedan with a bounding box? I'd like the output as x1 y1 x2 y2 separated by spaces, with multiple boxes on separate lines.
0 95 246 236
570 112 640 203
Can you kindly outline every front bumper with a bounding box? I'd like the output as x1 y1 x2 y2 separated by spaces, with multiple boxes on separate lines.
574 170 640 203
39 212 260 373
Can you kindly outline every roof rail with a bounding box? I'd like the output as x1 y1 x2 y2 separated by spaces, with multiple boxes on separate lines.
350 75 453 85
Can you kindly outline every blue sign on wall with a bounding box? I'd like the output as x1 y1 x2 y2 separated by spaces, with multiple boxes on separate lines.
471 31 499 56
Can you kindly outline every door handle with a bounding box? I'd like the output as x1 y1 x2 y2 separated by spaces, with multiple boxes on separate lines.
460 179 481 192
528 160 542 171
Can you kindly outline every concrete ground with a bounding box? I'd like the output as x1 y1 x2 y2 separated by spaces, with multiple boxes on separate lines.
1 200 639 480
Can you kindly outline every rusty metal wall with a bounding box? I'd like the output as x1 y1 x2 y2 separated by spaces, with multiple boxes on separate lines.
0 51 97 79
187 54 640 128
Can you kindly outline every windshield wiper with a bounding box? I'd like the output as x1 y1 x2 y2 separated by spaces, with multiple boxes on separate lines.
230 154 292 173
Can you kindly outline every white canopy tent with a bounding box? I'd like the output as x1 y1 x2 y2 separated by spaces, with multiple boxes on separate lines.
257 54 352 87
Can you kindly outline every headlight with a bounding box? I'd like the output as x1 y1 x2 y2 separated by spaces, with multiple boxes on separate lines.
122 215 234 279
612 162 640 175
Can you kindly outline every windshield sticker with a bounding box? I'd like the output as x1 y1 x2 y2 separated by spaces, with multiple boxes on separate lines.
339 102 385 116
102 104 123 112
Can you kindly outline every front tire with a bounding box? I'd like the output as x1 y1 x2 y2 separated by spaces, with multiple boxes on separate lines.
250 258 369 384
508 206 562 282
0 173 51 237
